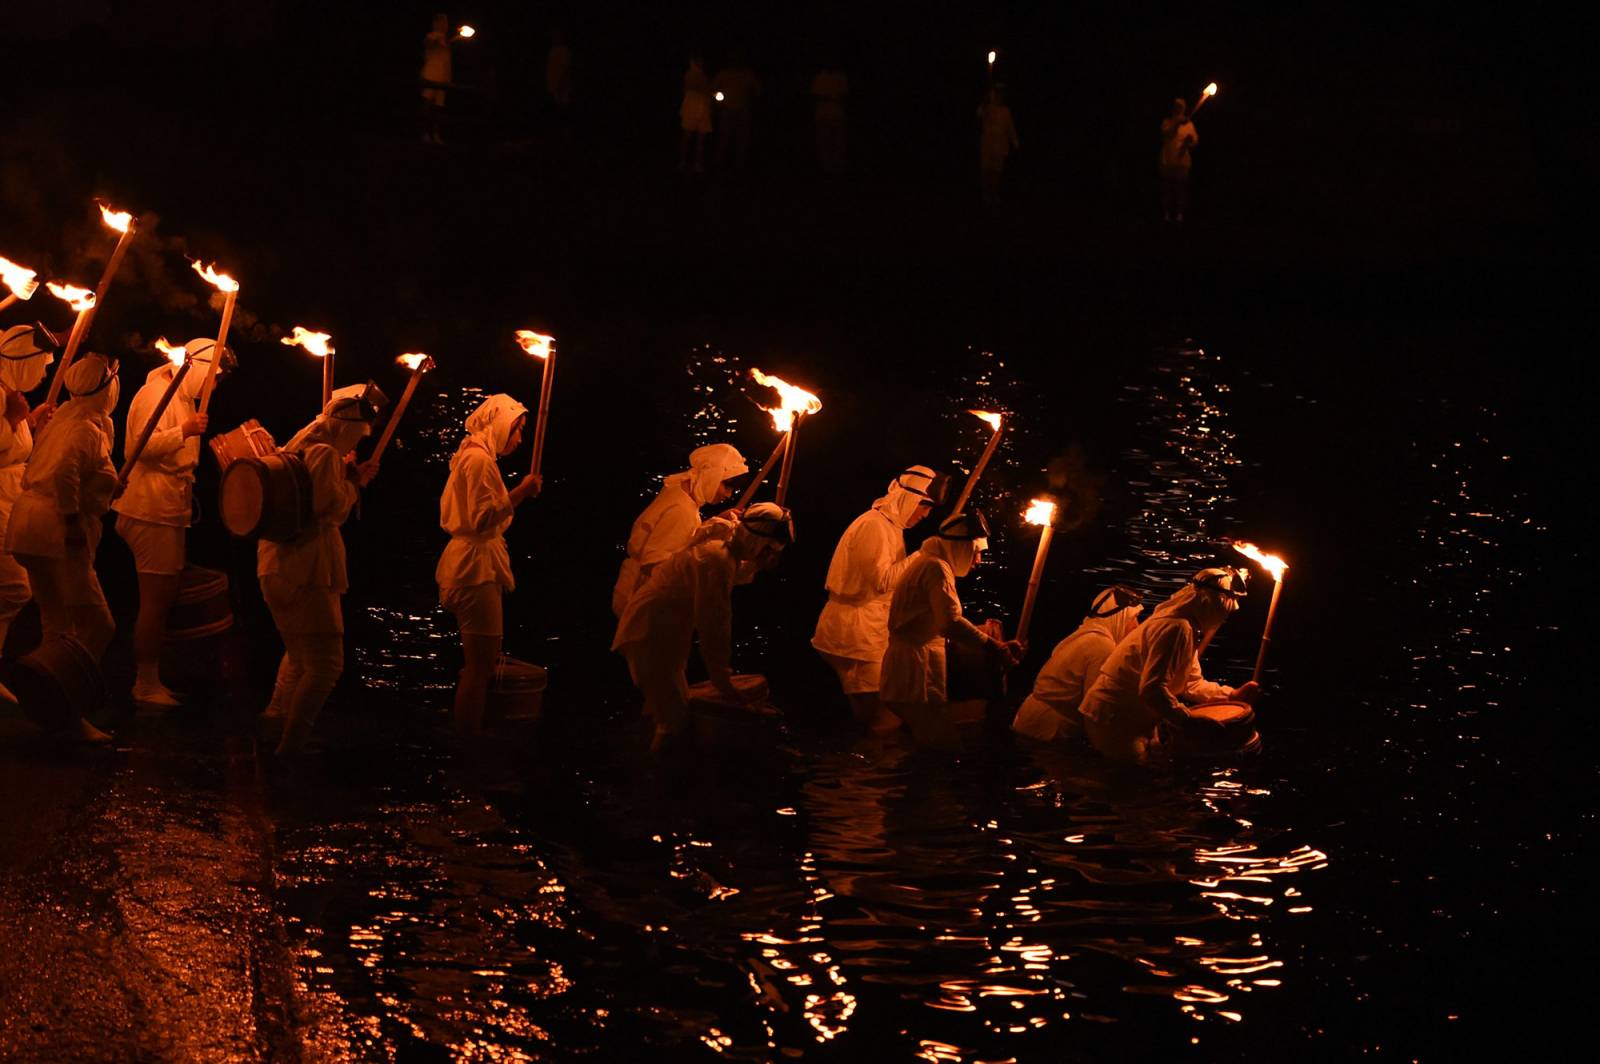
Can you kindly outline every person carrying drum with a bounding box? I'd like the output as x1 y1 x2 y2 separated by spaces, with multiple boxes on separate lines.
879 510 1024 748
612 502 792 754
435 394 541 736
258 384 381 755
0 325 56 654
1012 585 1145 743
1078 568 1261 764
3 354 121 742
111 338 233 707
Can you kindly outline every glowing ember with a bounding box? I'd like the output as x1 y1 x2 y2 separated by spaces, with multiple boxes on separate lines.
282 326 334 359
1232 540 1288 582
0 255 39 300
515 329 555 360
98 203 133 233
191 260 240 292
153 337 186 366
1024 498 1057 527
987 50 997 65
969 409 1003 433
1204 82 1218 97
397 352 432 371
750 367 823 433
715 91 725 101
45 282 96 313
457 24 475 38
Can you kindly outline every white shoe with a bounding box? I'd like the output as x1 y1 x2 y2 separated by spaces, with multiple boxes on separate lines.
131 682 181 708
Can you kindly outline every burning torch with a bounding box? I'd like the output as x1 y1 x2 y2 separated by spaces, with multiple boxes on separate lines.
282 326 335 408
741 368 822 508
0 255 40 313
515 330 557 478
191 261 239 415
950 409 1004 515
369 353 435 464
1015 497 1059 645
42 282 96 406
115 339 191 495
1232 540 1288 684
1192 82 1218 114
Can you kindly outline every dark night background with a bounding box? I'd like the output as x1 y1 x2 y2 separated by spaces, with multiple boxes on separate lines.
0 1 1588 1059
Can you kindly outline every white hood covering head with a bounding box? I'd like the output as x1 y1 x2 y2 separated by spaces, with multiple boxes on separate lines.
1148 567 1243 632
920 534 978 578
1082 586 1144 644
285 382 377 455
63 353 119 414
0 324 54 392
178 337 234 400
873 465 936 529
455 393 528 466
682 443 748 505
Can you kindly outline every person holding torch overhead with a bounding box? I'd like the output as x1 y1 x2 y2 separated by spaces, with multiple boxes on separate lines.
435 394 541 736
111 338 233 707
1078 567 1259 764
257 384 383 755
880 510 1024 748
811 466 943 734
0 325 57 653
1159 96 1201 222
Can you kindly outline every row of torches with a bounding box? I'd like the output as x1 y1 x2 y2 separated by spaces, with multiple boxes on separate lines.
0 205 556 484
6 193 1285 681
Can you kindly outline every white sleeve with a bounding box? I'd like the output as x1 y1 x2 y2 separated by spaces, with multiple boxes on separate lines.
1140 624 1194 724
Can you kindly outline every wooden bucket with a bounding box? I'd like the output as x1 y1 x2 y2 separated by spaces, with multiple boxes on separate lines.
220 453 313 541
487 656 547 723
687 674 778 744
209 418 276 474
0 635 104 732
165 565 233 641
1165 700 1262 759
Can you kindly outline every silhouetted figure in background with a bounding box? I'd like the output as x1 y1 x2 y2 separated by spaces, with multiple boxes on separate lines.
811 59 849 175
678 52 713 173
977 83 1019 201
420 13 453 144
1159 97 1198 221
713 50 762 172
546 28 573 111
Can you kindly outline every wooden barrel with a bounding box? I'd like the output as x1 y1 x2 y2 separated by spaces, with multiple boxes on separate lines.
165 565 233 641
209 418 276 474
687 674 778 743
0 635 104 732
1165 700 1262 759
220 453 313 541
487 656 547 723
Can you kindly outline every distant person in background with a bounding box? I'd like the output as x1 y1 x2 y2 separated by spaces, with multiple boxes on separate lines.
679 52 713 173
546 28 573 110
1159 97 1199 222
420 13 453 145
811 59 849 175
977 84 1020 201
713 50 762 171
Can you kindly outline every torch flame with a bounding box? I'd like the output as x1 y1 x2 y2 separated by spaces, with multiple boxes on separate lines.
969 409 1003 433
987 50 997 65
153 337 186 367
1232 540 1287 582
457 24 475 38
281 326 334 359
98 203 133 233
45 282 96 313
191 260 240 293
397 352 432 371
715 91 725 102
1204 82 1218 96
1024 498 1057 527
515 330 555 360
0 255 39 300
750 367 823 433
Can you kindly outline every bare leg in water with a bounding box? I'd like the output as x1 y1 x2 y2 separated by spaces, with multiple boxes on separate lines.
454 633 500 736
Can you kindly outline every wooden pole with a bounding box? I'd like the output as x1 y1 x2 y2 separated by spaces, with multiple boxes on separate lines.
1251 576 1286 684
321 350 333 408
90 223 136 311
368 367 425 464
0 294 17 313
528 346 557 477
775 414 804 506
735 433 788 510
951 423 1004 515
44 306 94 406
114 361 191 494
1015 524 1054 644
198 288 236 415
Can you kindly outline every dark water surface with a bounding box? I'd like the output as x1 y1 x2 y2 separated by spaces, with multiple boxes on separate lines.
249 301 1578 1060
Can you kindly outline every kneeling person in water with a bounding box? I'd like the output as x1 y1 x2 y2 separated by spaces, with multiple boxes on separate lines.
1078 568 1260 764
880 511 1023 747
612 502 793 752
1012 584 1144 742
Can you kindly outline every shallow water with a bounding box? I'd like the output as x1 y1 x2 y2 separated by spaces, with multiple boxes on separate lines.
263 322 1574 1059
